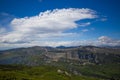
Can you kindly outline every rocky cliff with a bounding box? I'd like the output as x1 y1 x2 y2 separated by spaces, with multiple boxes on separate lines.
0 46 120 65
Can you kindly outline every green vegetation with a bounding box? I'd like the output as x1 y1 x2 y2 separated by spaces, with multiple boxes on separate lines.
0 63 120 80
0 64 98 80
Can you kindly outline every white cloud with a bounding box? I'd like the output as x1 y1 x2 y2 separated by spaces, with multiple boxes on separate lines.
0 27 6 34
0 8 96 47
82 29 89 32
98 36 120 46
11 8 96 32
0 36 120 50
0 8 119 50
98 36 111 43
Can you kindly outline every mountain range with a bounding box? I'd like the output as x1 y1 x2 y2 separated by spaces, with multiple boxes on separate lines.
0 46 120 66
0 46 120 80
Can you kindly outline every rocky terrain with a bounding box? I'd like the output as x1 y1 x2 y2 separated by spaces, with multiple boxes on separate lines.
0 46 120 65
0 46 120 80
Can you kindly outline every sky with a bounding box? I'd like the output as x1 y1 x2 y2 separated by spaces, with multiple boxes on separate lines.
0 0 120 50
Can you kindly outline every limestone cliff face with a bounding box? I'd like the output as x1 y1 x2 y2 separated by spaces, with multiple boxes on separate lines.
44 46 120 64
0 46 120 65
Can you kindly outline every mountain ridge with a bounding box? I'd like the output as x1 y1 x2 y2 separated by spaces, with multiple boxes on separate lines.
0 46 120 66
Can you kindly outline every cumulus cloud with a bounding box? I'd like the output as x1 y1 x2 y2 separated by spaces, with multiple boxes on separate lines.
98 36 120 46
0 8 97 48
0 8 119 50
0 36 120 50
98 36 111 43
11 8 96 32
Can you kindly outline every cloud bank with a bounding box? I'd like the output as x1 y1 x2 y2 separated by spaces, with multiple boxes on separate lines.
0 8 119 50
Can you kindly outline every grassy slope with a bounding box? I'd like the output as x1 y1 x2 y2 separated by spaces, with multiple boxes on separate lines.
0 65 101 80
0 63 120 80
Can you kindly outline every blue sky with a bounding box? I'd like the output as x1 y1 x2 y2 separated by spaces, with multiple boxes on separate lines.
0 0 120 50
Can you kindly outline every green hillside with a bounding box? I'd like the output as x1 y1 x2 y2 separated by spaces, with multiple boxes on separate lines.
0 63 120 80
0 65 100 80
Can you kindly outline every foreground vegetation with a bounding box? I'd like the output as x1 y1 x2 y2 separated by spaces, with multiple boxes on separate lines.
0 63 120 80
